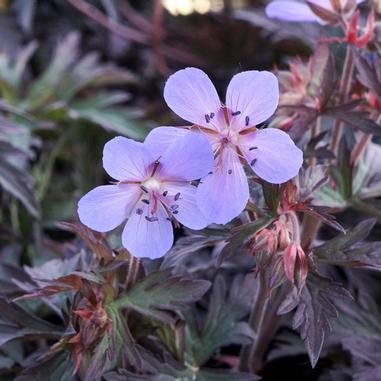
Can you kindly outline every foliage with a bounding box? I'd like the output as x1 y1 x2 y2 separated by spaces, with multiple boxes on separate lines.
0 1 381 380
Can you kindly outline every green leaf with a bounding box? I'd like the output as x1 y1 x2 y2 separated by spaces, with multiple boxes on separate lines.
0 41 37 93
185 275 255 366
0 142 39 217
217 216 274 264
68 107 148 140
111 271 210 324
313 219 376 259
24 32 80 109
313 219 381 270
14 351 76 381
83 307 141 381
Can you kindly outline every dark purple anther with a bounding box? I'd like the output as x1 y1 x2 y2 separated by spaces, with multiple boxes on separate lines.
145 216 158 222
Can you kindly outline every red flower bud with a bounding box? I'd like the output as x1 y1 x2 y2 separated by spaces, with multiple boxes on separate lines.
284 242 309 292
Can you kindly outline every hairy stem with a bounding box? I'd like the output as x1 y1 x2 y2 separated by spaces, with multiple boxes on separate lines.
350 114 381 165
239 271 269 372
330 45 354 155
286 211 301 244
300 214 321 251
310 115 321 166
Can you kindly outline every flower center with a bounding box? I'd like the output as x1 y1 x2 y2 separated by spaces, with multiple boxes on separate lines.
220 128 240 146
143 177 161 192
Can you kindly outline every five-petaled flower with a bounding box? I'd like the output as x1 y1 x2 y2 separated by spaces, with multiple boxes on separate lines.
154 67 303 224
266 0 365 24
78 130 214 259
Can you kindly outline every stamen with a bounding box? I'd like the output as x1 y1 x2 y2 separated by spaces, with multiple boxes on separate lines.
142 199 150 205
140 185 149 193
172 210 179 215
245 116 250 126
166 217 172 221
162 190 168 197
250 159 257 166
232 111 241 116
228 169 233 174
136 208 143 215
174 192 181 201
249 146 258 151
170 204 179 211
205 114 210 123
145 216 158 222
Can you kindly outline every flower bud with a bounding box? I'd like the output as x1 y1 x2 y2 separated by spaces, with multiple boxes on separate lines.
283 242 309 292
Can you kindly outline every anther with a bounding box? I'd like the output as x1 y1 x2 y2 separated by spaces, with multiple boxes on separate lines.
210 112 215 119
232 111 241 116
136 208 143 215
250 159 257 166
249 146 258 151
245 116 250 126
170 204 179 211
142 199 150 205
174 192 181 201
145 216 158 222
208 171 213 175
228 169 233 174
172 210 179 215
205 114 210 123
140 185 148 193
163 190 168 197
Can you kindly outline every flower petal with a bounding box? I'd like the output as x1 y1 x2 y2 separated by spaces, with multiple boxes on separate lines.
164 67 224 131
240 128 303 184
161 182 208 230
226 71 279 130
144 126 190 158
157 130 214 181
197 147 249 224
122 197 173 259
265 1 322 23
103 136 153 181
78 184 141 232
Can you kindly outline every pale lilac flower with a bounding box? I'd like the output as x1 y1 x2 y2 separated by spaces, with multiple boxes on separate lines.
266 0 366 24
77 130 214 259
154 67 303 225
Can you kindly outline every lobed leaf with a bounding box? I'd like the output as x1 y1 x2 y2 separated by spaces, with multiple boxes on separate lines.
279 274 351 367
111 270 210 324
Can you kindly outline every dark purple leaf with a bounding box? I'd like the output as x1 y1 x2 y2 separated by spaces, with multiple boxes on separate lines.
0 297 63 346
278 274 351 367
